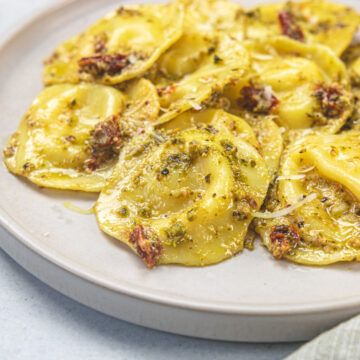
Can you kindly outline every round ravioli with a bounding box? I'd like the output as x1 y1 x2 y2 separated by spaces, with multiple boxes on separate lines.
255 132 360 265
96 127 270 268
156 0 245 80
154 35 250 125
43 2 184 85
245 0 360 56
225 37 353 133
4 80 160 192
3 83 151 192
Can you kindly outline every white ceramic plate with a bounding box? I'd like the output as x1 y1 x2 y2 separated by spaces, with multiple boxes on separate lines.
1 0 360 342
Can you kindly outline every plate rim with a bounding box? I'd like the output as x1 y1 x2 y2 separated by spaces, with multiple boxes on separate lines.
1 0 360 317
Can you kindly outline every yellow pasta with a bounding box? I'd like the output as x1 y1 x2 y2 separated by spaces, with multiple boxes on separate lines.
155 35 250 125
121 78 160 129
4 84 126 191
250 117 283 180
246 0 360 56
225 37 353 133
340 44 360 130
157 0 245 80
3 80 159 192
96 127 270 267
43 2 184 85
256 132 360 265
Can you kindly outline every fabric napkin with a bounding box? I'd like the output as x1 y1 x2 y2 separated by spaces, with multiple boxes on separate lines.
285 315 360 359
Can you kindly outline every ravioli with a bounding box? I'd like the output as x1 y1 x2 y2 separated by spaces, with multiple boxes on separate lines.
4 84 128 192
256 132 360 265
245 0 360 56
96 127 270 267
225 37 353 133
155 35 250 125
156 0 245 80
4 79 161 192
43 2 184 85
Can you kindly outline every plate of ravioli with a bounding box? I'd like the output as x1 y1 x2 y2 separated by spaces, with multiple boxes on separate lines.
2 0 360 342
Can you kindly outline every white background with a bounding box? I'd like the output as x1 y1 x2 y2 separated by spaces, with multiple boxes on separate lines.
0 1 302 359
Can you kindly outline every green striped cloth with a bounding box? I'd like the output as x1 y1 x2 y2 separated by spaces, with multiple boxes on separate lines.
286 316 360 359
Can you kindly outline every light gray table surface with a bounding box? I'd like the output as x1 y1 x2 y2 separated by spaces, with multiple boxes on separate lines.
0 1 303 359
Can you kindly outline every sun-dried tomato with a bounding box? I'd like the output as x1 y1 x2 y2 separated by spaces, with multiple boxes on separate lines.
315 83 346 118
237 85 279 114
129 225 163 268
270 224 300 259
78 54 130 77
84 116 122 171
278 10 305 42
157 83 176 97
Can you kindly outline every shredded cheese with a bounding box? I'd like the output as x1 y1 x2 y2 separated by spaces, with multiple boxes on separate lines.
152 133 166 143
298 166 315 173
198 77 212 84
263 85 274 102
253 193 318 219
251 53 274 61
276 174 305 181
188 100 202 111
